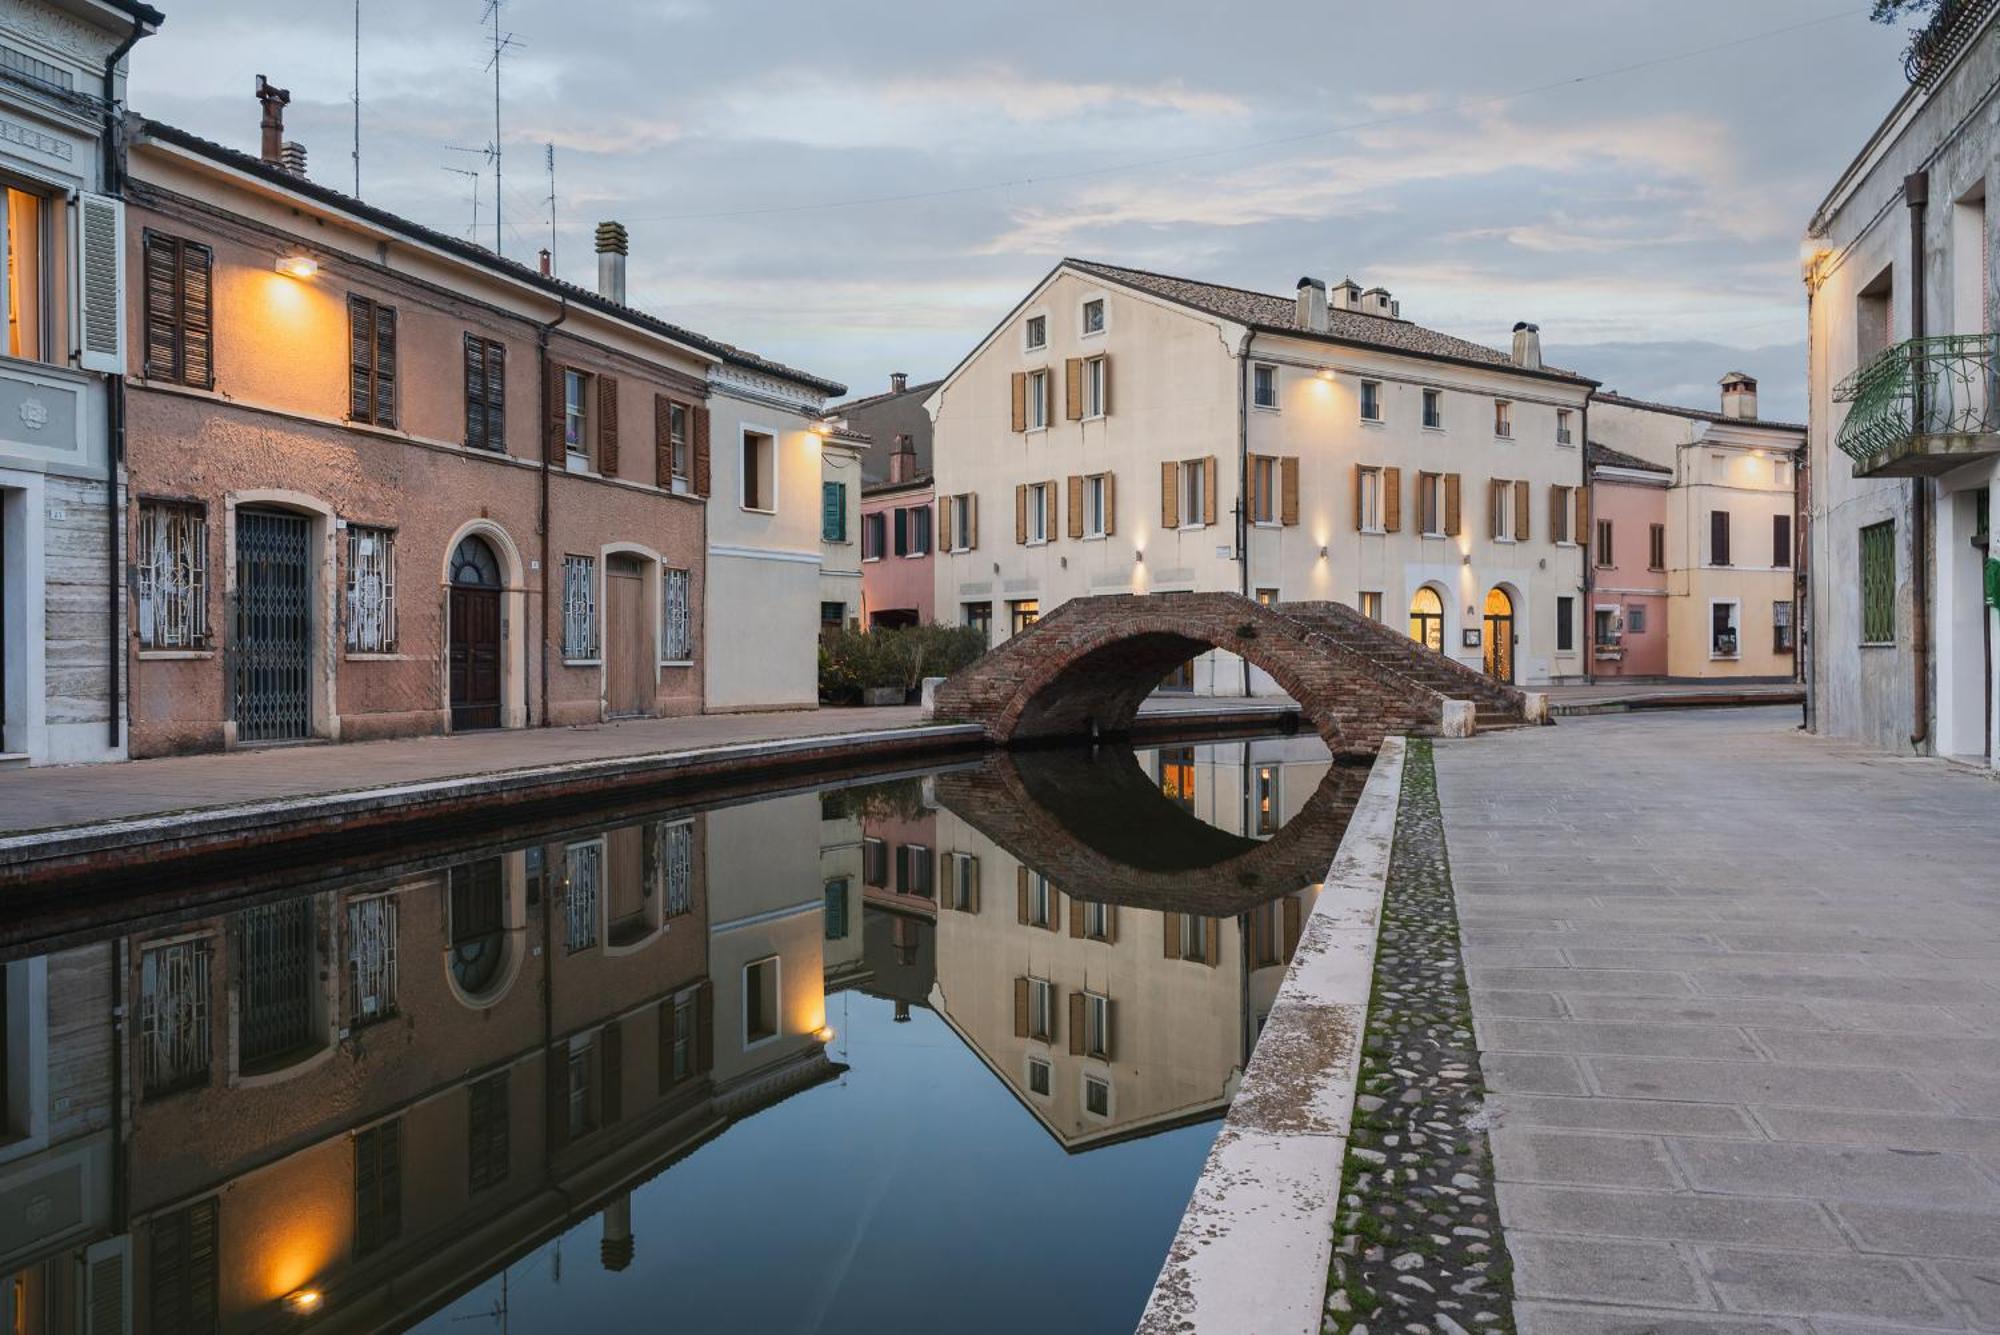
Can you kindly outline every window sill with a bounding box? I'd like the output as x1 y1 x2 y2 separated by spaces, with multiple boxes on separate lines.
901 551 931 560
1494 433 1515 442
1026 425 1049 436
1557 440 1577 449
563 658 602 668
1359 526 1386 536
739 505 777 516
1025 342 1048 355
1420 529 1446 539
1360 417 1385 428
344 652 412 662
1252 403 1280 413
946 545 972 555
1494 537 1518 545
1710 653 1740 662
1422 424 1446 434
1177 522 1209 532
1252 520 1282 530
1859 640 1898 649
1082 532 1108 542
1555 540 1578 548
138 648 213 660
659 658 695 668
1025 538 1050 548
862 555 881 563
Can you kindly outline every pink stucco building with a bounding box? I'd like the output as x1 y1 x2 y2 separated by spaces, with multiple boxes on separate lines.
860 471 937 628
1584 441 1671 678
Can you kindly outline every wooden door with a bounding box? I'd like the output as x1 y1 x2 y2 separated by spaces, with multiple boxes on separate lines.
605 557 650 717
1483 588 1515 683
449 586 502 730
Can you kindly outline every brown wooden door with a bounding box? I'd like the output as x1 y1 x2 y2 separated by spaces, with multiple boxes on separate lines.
606 557 651 717
450 586 502 730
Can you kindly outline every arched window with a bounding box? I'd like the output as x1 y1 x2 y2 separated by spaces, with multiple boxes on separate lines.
1409 587 1444 653
450 535 502 589
448 858 507 998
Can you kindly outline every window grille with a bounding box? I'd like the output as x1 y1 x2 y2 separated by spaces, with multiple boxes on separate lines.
344 526 396 653
140 938 211 1097
235 899 316 1068
137 501 208 649
659 820 695 918
1861 521 1896 643
565 841 602 952
346 895 398 1025
661 566 693 661
562 555 597 659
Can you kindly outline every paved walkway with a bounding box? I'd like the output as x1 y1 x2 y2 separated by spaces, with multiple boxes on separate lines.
1542 681 1803 710
1435 706 2000 1335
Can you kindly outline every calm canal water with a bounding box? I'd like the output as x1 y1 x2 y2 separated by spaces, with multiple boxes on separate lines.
2 734 1361 1335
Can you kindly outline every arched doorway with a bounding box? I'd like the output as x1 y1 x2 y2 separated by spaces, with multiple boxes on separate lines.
604 554 654 717
449 536 503 730
1483 587 1515 683
1409 587 1444 653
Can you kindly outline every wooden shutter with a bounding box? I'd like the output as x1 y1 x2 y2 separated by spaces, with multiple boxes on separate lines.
1514 479 1530 542
545 361 567 464
142 232 180 382
1067 475 1084 538
1014 977 1030 1037
1103 905 1117 944
1044 887 1061 933
597 374 620 475
1384 467 1401 533
1044 479 1058 540
695 981 714 1073
82 1236 129 1335
692 404 712 497
1773 513 1791 568
967 493 979 549
1068 992 1086 1055
1282 895 1303 960
354 1119 402 1254
179 241 214 389
1280 457 1301 526
1352 463 1366 532
1712 510 1731 565
1016 865 1030 922
1575 487 1590 550
149 1197 219 1335
1488 480 1504 540
1069 898 1086 937
937 497 952 552
372 304 397 427
1103 472 1116 536
1204 457 1219 524
349 295 375 421
600 1020 623 1124
1010 372 1027 432
465 334 489 450
1548 485 1564 542
77 193 124 374
1099 355 1112 416
1015 484 1028 544
967 856 981 913
482 340 506 451
1162 461 1180 530
1204 916 1221 968
1065 358 1084 420
1445 472 1462 536
1162 911 1182 959
655 395 673 486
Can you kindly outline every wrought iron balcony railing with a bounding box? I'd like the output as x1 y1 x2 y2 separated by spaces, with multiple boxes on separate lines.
1905 0 1998 87
1832 334 2000 468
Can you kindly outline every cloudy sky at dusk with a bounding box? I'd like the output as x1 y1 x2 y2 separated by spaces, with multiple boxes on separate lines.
130 1 1917 417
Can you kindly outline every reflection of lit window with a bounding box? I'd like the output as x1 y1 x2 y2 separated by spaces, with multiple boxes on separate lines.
1179 914 1210 963
1084 1074 1110 1117
1083 900 1113 941
1084 992 1112 1059
1252 765 1281 836
449 859 507 997
1027 976 1054 1040
1028 1056 1051 1096
1026 872 1053 928
1159 747 1195 811
745 957 779 1044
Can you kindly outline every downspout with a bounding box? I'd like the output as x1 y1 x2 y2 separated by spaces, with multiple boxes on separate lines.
1581 397 1593 685
1802 274 1815 732
101 15 151 751
1906 170 1931 749
1236 332 1253 697
537 298 570 727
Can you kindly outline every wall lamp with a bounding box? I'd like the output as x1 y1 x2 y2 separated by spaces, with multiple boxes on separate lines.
1318 545 1328 560
1134 548 1144 563
274 250 318 280
283 1288 325 1317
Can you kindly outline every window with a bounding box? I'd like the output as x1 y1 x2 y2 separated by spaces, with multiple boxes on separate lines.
1557 409 1574 446
1627 604 1648 635
1595 606 1621 646
1179 458 1209 527
823 878 849 941
820 601 848 636
745 957 780 1044
1084 473 1109 537
1251 455 1277 523
564 841 602 952
821 481 847 543
561 555 597 660
1595 518 1614 568
1711 602 1740 658
1081 297 1105 335
1773 600 1795 653
1773 514 1792 569
1025 976 1056 1041
347 294 398 427
345 894 397 1026
1422 388 1443 429
1360 379 1382 422
1356 465 1382 531
566 1039 597 1139
463 334 506 451
354 1119 402 1255
136 500 209 649
142 231 214 387
662 989 699 1087
344 525 396 653
1409 587 1444 653
862 511 886 560
1083 992 1112 1059
562 369 592 463
862 837 888 888
1025 871 1053 928
1253 363 1278 409
1083 355 1108 418
149 1197 219 1333
1027 368 1050 429
964 601 993 640
1491 479 1517 542
1028 1056 1051 1096
1159 746 1195 811
1494 400 1513 438
1009 599 1039 634
1549 486 1573 544
1556 596 1574 653
1861 521 1895 643
947 852 980 911
1256 587 1279 606
1856 268 1894 365
895 843 935 898
661 566 693 661
0 184 47 362
1418 472 1443 536
666 399 690 489
1251 765 1280 835
656 819 695 918
140 938 212 1097
1649 523 1667 571
1179 914 1210 963
1084 1074 1110 1117
741 429 775 510
1083 900 1113 941
1025 313 1046 350
1710 510 1732 566
467 1070 509 1193
1025 482 1051 543
1359 591 1383 621
906 504 932 555
948 493 975 551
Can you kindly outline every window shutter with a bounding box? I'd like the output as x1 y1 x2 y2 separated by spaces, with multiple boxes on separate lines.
655 395 671 486
372 304 398 427
1044 478 1058 540
82 1236 129 1335
1067 476 1084 538
1712 510 1731 566
546 1047 571 1149
1445 472 1462 536
967 855 981 913
142 232 179 381
77 192 125 374
967 493 979 550
1044 887 1061 933
484 340 505 450
1069 898 1085 937
823 482 846 543
1204 916 1221 968
1102 472 1116 536
1014 977 1030 1037
1016 865 1029 922
1282 895 1302 960
937 497 952 552
544 361 566 463
1101 1000 1116 1061
600 1020 623 1124
1068 993 1086 1055
1065 358 1083 420
1488 480 1503 541
465 335 488 450
692 404 712 497
349 296 374 421
178 239 214 389
1015 484 1028 544
1204 456 1219 525
597 374 620 475
1280 456 1301 526
1100 355 1111 416
1514 480 1530 542
1166 460 1187 533
1162 911 1182 959
893 506 909 556
1773 513 1791 568
1010 371 1027 432
1575 487 1590 550
695 980 714 1073
1104 905 1117 945
1548 485 1564 542
1384 467 1401 533
1353 463 1365 532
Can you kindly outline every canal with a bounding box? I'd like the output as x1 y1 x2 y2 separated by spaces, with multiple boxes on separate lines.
0 733 1363 1334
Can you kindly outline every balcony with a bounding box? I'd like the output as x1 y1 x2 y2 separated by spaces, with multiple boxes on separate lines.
1833 334 2000 477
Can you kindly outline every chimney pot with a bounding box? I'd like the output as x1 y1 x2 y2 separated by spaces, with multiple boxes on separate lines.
890 433 916 483
1510 321 1543 371
255 75 291 167
1330 278 1361 312
537 247 552 278
890 371 908 393
594 221 628 305
280 141 307 177
1294 277 1327 334
1719 371 1758 419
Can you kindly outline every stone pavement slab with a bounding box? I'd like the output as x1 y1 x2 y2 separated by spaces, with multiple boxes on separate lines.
1435 707 2000 1335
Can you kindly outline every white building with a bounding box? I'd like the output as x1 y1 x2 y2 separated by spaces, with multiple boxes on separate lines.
926 260 1596 690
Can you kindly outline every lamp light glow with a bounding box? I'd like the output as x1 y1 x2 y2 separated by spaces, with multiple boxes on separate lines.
283 1288 325 1316
275 251 318 280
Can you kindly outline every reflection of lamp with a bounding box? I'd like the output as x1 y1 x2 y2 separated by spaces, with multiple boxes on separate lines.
283 1288 325 1316
274 250 318 280
814 1025 837 1043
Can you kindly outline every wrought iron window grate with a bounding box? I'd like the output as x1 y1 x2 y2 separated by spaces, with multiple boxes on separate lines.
661 566 693 661
345 526 397 653
346 895 398 1025
235 898 316 1068
565 841 602 952
137 501 209 649
140 938 212 1097
562 555 598 659
660 820 694 917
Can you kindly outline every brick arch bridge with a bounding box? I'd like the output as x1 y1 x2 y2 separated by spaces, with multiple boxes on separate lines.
933 745 1368 916
930 592 1539 755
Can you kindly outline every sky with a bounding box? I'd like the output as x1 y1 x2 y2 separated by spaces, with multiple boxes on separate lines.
128 1 1921 419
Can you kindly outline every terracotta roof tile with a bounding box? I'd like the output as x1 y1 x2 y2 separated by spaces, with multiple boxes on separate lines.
1586 440 1672 474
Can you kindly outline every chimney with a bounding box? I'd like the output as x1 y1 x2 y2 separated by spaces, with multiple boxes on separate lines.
1720 371 1759 419
594 221 629 304
890 371 908 394
1330 277 1362 312
1294 277 1328 333
1510 321 1543 371
890 433 916 483
280 141 307 178
255 75 291 167
1362 286 1393 316
537 248 552 278
598 1193 634 1273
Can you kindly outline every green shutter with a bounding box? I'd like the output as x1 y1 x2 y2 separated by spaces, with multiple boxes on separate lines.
822 481 846 543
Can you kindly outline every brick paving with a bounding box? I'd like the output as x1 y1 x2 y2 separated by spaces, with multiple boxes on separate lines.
1434 705 2000 1335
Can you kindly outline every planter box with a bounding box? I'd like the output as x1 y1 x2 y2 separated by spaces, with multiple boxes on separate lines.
862 687 907 707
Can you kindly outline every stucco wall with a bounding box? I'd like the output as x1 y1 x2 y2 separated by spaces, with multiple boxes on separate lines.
1586 477 1670 678
860 482 936 625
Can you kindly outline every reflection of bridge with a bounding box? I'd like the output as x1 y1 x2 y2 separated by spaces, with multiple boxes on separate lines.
931 592 1541 754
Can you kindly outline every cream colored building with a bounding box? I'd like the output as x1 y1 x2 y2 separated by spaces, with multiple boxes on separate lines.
926 261 1597 687
1591 377 1805 680
819 425 869 635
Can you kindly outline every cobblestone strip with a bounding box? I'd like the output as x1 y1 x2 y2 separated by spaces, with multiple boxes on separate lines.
1323 739 1514 1335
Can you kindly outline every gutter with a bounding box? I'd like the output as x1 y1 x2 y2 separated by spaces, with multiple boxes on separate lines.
1237 331 1253 696
538 297 570 727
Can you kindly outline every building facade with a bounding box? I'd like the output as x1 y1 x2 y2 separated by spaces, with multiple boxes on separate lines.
1805 0 1999 767
818 423 868 639
0 0 159 766
840 370 939 486
1582 441 1672 678
858 473 935 628
927 261 1596 689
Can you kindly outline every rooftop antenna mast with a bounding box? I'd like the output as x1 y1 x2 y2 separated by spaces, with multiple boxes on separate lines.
480 0 520 258
545 141 557 276
442 164 481 240
351 0 361 195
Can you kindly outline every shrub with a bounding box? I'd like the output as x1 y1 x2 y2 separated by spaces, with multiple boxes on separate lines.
818 622 988 703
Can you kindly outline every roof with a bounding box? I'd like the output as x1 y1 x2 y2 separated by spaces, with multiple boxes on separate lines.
1586 440 1671 474
1064 259 1595 385
1591 390 1804 433
833 377 942 414
103 0 166 25
862 474 934 498
135 118 846 397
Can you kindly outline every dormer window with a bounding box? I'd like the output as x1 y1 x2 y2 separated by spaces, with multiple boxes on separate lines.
1025 314 1046 350
1081 298 1105 336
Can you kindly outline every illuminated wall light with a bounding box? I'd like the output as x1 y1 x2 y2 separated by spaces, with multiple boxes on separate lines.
814 1025 836 1043
1318 545 1328 560
274 251 318 280
283 1288 325 1317
1134 548 1144 563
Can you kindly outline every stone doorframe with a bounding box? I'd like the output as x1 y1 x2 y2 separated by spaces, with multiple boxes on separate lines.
439 519 530 731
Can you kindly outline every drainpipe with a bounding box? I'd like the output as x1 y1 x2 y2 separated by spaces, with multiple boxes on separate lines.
537 298 570 727
1906 170 1931 750
101 14 153 751
1581 397 1593 686
1802 275 1815 732
1236 332 1253 697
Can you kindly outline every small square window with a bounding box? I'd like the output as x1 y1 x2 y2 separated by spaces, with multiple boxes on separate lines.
1081 298 1105 335
1557 409 1574 446
1084 1074 1110 1116
1253 363 1278 410
1359 591 1383 621
1028 1057 1051 1096
1025 314 1046 350
1422 388 1443 430
1494 400 1513 439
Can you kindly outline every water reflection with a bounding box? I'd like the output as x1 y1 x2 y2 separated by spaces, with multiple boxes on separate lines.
0 736 1357 1334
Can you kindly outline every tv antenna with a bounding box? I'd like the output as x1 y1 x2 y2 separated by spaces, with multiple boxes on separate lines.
480 0 521 258
350 0 361 196
544 142 557 276
441 164 481 241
